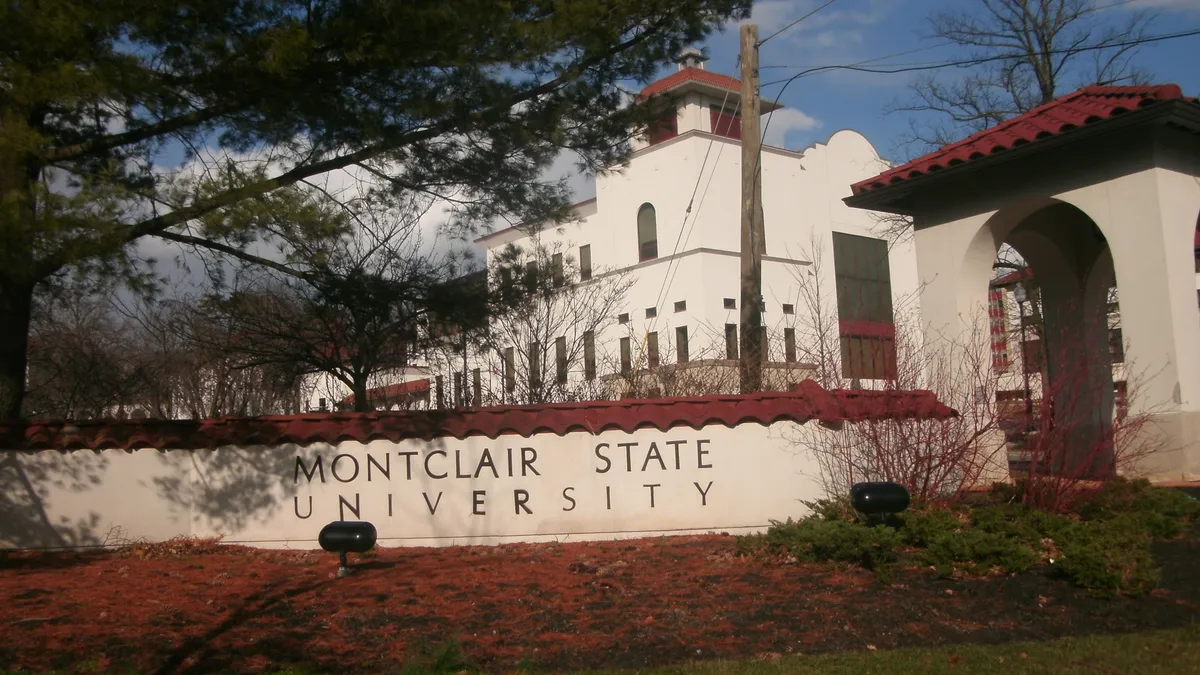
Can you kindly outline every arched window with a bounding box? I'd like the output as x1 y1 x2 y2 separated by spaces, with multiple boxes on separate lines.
637 203 658 262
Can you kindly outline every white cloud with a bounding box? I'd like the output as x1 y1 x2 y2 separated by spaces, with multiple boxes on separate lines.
762 107 822 149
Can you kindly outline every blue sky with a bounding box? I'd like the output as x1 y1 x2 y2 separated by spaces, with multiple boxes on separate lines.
658 0 1200 162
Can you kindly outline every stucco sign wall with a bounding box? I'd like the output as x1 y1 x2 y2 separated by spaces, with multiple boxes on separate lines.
0 385 956 550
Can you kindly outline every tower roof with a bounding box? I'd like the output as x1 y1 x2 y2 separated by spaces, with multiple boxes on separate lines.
639 67 783 112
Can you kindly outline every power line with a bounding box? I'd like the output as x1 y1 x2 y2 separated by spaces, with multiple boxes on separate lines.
760 41 957 70
758 0 841 47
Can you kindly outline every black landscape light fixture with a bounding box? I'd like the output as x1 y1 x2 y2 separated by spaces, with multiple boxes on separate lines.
318 520 377 578
849 482 910 523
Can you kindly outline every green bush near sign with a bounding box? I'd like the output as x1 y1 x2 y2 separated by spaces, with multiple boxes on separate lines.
740 478 1199 596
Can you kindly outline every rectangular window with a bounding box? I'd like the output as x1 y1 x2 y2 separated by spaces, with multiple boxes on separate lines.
453 371 462 407
524 260 537 291
725 323 738 360
620 337 632 375
647 331 660 368
472 368 481 406
618 312 630 324
710 106 742 140
645 306 657 319
676 326 690 364
552 252 564 287
784 327 797 363
528 341 541 391
580 245 592 281
833 232 896 379
674 300 686 313
724 298 736 310
504 347 516 393
556 336 568 384
783 303 794 315
584 331 597 380
436 375 445 409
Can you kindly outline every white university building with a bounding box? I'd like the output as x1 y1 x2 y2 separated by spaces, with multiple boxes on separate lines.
305 52 918 412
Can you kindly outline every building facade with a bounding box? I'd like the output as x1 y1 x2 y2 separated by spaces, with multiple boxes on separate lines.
410 54 918 409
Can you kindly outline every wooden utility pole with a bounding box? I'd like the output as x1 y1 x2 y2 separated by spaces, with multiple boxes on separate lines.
739 23 765 394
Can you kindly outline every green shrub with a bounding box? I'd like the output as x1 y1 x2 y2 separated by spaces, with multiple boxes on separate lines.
922 529 1038 577
969 503 1041 543
401 637 477 675
899 507 961 547
758 518 900 571
1076 478 1200 539
801 496 859 522
1051 515 1160 597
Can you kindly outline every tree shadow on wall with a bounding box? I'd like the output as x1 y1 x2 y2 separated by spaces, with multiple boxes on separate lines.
0 450 108 551
152 443 324 538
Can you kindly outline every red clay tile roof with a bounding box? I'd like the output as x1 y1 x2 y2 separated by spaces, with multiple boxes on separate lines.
1 381 955 451
851 85 1195 195
640 67 742 98
341 379 430 406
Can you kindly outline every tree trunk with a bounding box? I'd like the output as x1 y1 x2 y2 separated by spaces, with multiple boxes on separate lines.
352 376 370 413
0 280 35 421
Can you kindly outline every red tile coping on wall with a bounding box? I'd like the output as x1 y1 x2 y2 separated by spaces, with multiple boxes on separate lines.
341 378 430 406
0 381 955 452
851 84 1196 195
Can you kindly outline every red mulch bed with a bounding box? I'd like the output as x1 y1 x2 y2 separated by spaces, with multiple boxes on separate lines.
2 532 1199 673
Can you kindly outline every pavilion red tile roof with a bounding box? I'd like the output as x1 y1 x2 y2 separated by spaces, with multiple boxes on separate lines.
1 381 955 451
640 67 742 99
851 84 1196 195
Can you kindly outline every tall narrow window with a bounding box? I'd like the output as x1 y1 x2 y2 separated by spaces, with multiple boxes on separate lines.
637 203 658 262
583 331 597 380
647 332 660 368
620 337 632 375
436 375 445 409
552 252 564 287
453 371 462 407
472 368 481 406
504 347 516 393
833 232 896 379
555 336 568 384
725 323 738 360
784 327 797 363
676 326 690 364
579 245 592 281
528 341 541 392
524 260 537 292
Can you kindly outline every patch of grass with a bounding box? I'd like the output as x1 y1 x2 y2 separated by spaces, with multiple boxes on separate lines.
401 636 478 675
582 623 1200 674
